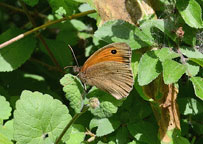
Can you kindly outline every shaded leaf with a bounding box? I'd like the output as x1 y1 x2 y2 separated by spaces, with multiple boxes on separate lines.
116 126 129 144
189 58 203 67
128 121 159 144
39 38 73 67
60 74 84 113
178 98 203 115
23 0 39 7
162 60 187 84
0 28 36 72
13 90 72 144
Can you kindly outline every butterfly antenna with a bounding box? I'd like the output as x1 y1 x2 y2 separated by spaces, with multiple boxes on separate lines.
68 44 79 67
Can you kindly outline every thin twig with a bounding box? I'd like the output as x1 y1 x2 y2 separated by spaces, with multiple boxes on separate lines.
29 58 65 74
0 10 96 49
0 2 46 18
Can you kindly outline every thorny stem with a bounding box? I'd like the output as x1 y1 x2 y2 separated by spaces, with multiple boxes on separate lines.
0 9 96 49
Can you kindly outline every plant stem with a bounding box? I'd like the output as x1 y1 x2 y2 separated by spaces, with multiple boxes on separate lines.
0 10 96 49
55 105 89 144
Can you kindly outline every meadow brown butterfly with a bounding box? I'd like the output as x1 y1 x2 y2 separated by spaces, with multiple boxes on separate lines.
76 42 134 99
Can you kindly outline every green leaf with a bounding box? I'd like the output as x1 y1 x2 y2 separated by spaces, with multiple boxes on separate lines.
138 51 162 86
79 3 97 19
0 28 36 72
190 77 203 100
182 25 197 46
13 90 72 144
89 101 118 118
155 48 180 62
178 98 203 115
128 121 159 144
60 74 84 113
163 59 187 84
87 87 122 118
116 126 129 144
90 118 120 137
65 124 85 144
23 0 39 7
0 133 13 144
189 58 203 67
56 21 79 46
48 0 79 16
94 20 154 50
186 61 200 76
39 38 73 67
0 120 14 141
128 141 140 144
70 19 88 31
180 46 203 58
0 96 12 121
55 7 67 19
176 0 203 28
140 19 177 43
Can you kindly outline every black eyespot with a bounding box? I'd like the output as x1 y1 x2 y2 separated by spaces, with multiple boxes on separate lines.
111 49 117 54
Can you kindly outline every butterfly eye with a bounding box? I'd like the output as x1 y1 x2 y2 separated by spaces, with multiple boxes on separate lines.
111 49 117 54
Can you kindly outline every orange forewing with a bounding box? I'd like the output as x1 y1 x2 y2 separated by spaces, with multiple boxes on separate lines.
81 46 126 72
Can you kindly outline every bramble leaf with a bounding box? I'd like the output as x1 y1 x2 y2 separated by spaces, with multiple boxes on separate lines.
94 20 154 50
138 51 162 86
155 48 179 62
180 46 203 58
176 0 203 28
190 77 203 100
163 59 187 84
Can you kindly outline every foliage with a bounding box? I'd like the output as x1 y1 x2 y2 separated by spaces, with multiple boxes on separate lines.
0 0 202 144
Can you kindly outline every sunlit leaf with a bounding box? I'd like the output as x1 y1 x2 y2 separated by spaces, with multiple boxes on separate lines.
14 90 72 144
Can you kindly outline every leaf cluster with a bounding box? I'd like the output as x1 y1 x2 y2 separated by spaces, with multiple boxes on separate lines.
0 0 202 144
